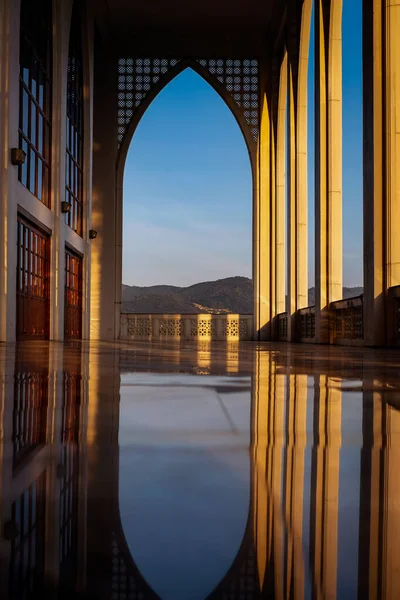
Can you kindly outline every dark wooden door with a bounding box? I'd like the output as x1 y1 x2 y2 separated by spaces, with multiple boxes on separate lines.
64 249 83 339
16 217 50 338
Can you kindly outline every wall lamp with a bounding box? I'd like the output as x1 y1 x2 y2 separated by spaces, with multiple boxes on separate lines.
89 229 97 240
11 148 26 166
61 201 71 214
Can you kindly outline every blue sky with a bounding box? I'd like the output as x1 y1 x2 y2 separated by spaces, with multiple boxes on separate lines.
123 0 363 288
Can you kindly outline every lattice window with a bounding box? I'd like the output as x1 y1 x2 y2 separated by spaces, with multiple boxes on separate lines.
197 59 259 141
66 1 84 235
127 317 152 337
117 58 179 144
19 0 52 205
190 318 216 338
117 57 259 146
222 318 249 339
65 249 83 340
158 319 182 337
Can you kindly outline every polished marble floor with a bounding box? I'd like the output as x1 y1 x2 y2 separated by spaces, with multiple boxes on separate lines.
1 340 400 599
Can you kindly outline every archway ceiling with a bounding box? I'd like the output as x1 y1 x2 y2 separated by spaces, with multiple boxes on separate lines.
90 0 284 56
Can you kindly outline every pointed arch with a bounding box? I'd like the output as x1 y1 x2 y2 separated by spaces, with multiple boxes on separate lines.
113 60 255 339
116 58 257 183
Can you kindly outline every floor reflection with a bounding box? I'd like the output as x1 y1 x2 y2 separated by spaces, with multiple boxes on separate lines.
0 341 400 598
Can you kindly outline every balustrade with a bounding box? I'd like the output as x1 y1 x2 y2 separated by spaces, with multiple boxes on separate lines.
330 296 363 344
120 313 253 341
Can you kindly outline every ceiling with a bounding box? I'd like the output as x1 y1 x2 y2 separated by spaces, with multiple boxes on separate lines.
90 0 285 57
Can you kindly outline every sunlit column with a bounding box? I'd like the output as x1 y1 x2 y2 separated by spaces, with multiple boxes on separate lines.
363 0 400 346
0 0 19 342
287 63 297 340
254 59 272 340
314 0 343 343
91 48 119 340
310 375 342 600
276 53 288 320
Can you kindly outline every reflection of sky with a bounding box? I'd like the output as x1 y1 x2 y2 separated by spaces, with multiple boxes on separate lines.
118 376 251 600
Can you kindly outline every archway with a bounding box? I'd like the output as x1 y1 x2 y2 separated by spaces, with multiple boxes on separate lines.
114 58 258 338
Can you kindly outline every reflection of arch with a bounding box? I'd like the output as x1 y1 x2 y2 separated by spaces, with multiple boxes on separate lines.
112 378 259 599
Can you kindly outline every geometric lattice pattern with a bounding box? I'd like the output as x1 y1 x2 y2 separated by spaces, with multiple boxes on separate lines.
117 58 179 145
126 317 152 337
197 59 259 141
190 318 217 338
158 319 182 337
216 546 259 600
222 318 249 339
111 535 148 600
122 314 252 340
117 57 259 146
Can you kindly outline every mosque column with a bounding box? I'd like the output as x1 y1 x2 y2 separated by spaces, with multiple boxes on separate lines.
254 59 273 340
275 52 288 327
90 41 119 341
0 0 20 342
363 0 400 346
314 0 343 343
285 0 311 341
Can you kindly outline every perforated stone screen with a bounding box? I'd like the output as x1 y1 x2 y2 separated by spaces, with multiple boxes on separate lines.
197 58 259 141
117 57 259 147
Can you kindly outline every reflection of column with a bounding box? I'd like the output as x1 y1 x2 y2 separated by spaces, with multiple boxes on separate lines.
310 375 341 600
86 345 120 599
252 352 287 598
381 400 400 598
252 352 270 590
283 373 307 599
359 389 400 600
358 385 382 600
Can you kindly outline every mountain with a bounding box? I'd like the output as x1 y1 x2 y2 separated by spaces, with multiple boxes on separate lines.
122 277 364 314
307 286 364 306
122 276 253 314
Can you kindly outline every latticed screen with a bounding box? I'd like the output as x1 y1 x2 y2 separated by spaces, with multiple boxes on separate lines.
64 249 83 339
197 59 259 141
19 0 52 205
117 57 259 147
16 217 50 338
117 58 179 144
9 472 46 599
66 3 84 235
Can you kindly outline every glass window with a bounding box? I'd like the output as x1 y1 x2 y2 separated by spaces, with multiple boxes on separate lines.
18 0 52 206
65 3 84 236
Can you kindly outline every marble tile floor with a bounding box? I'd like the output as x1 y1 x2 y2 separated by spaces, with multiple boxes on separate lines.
1 339 400 599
